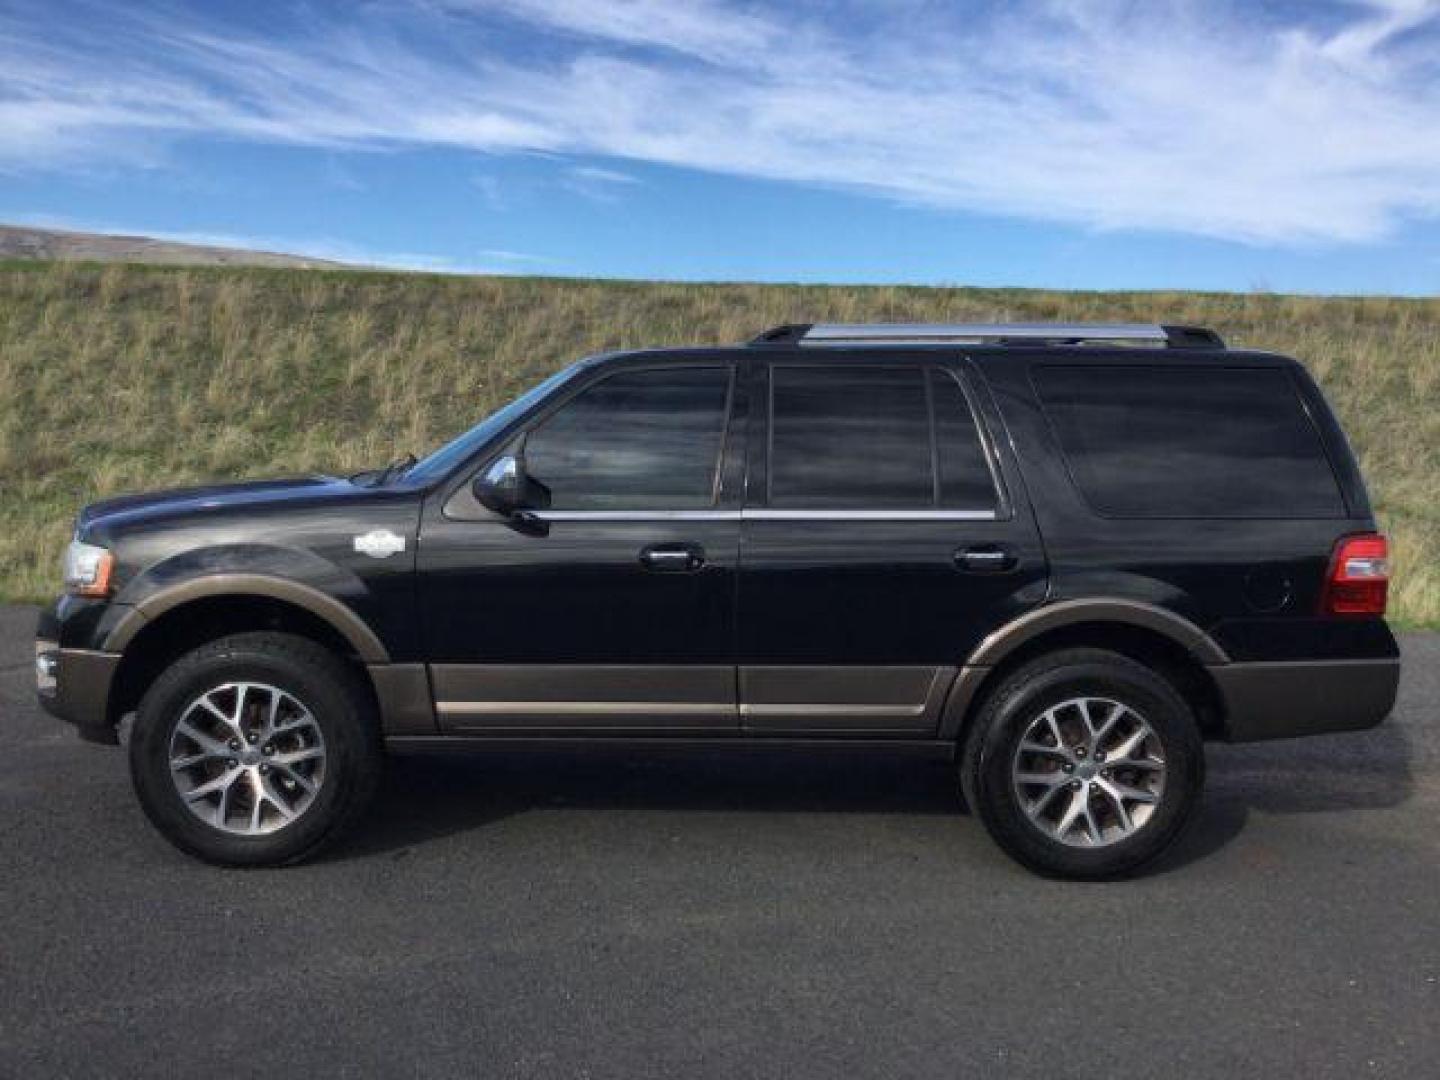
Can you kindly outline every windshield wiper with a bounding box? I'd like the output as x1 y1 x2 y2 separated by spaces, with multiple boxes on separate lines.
368 452 417 487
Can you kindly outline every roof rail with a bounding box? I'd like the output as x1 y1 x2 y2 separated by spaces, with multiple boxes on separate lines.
748 323 1225 349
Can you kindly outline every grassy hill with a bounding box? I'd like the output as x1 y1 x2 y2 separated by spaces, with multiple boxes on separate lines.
1 260 1435 625
0 224 347 269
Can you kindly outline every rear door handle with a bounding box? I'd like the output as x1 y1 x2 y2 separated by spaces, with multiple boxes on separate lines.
954 546 1018 573
640 543 705 572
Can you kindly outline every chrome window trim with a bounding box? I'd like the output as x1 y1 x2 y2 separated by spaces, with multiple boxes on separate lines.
533 509 741 521
528 509 999 522
743 509 998 521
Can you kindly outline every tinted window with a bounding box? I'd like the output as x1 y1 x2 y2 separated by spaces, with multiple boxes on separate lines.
524 367 731 509
769 365 995 509
932 370 998 510
1034 366 1344 518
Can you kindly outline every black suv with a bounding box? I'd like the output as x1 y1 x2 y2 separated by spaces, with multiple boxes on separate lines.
36 322 1401 878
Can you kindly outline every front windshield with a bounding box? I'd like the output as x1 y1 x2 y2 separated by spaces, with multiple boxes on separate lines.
404 362 584 484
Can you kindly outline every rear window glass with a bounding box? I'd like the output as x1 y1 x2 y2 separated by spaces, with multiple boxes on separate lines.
770 366 934 508
931 370 998 509
768 365 998 510
1033 366 1345 518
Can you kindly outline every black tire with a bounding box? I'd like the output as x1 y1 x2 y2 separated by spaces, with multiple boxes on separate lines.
129 632 381 867
961 648 1204 880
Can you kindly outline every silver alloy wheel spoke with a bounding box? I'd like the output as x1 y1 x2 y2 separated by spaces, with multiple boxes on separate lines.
272 746 324 767
1092 702 1123 745
168 681 327 837
1094 779 1134 831
1010 696 1167 849
1014 771 1067 788
1108 726 1150 764
185 768 240 801
1019 739 1070 761
261 775 299 820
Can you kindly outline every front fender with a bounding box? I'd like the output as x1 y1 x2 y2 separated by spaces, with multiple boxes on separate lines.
105 544 391 662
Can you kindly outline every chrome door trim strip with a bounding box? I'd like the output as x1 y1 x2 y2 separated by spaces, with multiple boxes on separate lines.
739 703 928 718
437 701 736 717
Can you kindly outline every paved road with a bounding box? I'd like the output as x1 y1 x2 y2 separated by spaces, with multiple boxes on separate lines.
1 605 1436 1078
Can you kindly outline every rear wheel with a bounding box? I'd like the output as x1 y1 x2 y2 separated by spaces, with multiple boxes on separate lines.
961 648 1204 880
129 632 381 866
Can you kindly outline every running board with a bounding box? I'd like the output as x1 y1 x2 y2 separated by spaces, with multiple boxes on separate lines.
385 735 956 756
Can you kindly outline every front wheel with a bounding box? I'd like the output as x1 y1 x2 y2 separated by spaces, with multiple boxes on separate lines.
961 648 1204 880
129 632 381 866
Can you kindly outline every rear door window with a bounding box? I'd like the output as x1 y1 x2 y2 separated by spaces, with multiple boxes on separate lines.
1033 366 1345 518
768 365 997 510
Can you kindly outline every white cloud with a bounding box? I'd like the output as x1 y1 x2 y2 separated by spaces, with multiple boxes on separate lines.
461 0 779 64
475 248 556 264
3 0 1439 244
561 162 641 201
568 165 639 185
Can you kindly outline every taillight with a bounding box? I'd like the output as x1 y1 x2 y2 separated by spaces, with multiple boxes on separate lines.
1320 533 1389 616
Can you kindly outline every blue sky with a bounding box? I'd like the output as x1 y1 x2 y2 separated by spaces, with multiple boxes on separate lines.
2 0 1439 294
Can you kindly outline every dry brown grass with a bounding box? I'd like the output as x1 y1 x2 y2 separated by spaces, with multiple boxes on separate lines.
1 261 1435 624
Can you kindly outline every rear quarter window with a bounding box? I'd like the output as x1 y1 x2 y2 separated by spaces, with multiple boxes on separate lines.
1033 365 1345 518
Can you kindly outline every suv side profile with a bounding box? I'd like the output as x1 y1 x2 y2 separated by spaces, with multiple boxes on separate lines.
36 322 1401 879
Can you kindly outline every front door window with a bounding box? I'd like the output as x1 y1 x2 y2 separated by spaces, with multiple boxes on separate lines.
524 367 732 510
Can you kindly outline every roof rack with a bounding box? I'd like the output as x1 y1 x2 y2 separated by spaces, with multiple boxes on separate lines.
749 323 1225 349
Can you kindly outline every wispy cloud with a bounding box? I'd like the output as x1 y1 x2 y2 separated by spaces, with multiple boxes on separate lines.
568 165 639 186
3 0 1439 244
561 163 641 201
475 248 556 264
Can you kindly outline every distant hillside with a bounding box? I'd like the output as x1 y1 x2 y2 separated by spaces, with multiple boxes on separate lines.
0 259 1435 624
0 224 347 269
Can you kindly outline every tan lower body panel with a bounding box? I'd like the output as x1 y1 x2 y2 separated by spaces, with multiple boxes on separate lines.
739 666 953 734
368 663 437 735
431 665 737 731
429 665 956 736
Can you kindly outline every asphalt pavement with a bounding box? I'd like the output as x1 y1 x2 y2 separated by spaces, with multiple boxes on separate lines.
1 604 1436 1078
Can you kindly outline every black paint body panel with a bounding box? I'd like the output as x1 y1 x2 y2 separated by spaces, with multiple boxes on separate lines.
67 476 425 660
417 516 740 665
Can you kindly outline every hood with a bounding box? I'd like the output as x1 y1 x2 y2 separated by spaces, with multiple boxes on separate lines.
77 475 357 535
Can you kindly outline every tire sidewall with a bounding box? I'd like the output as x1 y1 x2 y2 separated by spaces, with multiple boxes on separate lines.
972 657 1204 879
130 640 372 866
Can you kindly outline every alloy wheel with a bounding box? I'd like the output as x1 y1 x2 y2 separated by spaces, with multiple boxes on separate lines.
1010 696 1167 848
168 682 327 836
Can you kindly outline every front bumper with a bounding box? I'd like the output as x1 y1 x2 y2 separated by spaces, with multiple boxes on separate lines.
1214 657 1401 742
35 638 122 745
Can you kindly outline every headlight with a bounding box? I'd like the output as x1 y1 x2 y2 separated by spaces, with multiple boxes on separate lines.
63 541 115 598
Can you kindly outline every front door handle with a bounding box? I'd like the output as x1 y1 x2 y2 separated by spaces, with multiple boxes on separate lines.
954 545 1018 573
640 543 706 573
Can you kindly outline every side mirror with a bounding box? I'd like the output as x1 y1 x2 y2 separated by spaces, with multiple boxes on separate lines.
473 454 551 528
473 454 524 516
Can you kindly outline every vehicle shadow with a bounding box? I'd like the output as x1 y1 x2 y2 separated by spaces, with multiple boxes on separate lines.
1153 716 1416 872
333 746 964 860
332 715 1416 873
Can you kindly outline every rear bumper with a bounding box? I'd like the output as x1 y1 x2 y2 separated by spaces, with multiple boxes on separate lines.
1213 657 1400 742
35 640 121 745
